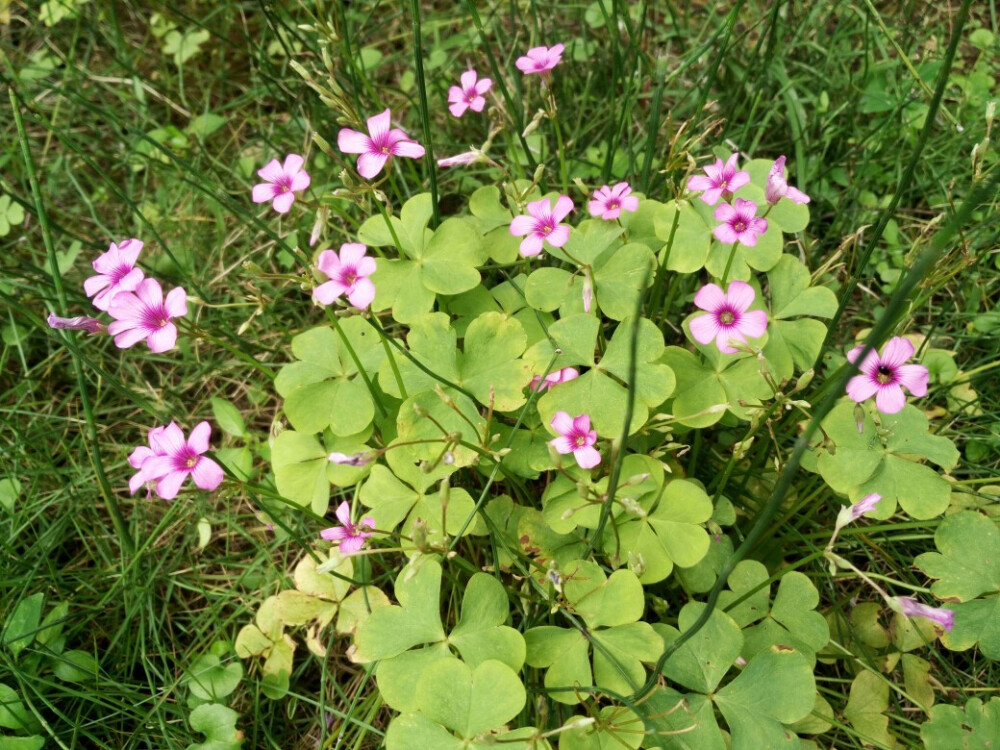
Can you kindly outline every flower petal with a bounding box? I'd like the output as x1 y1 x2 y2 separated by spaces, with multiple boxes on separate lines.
165 287 188 318
881 337 915 368
282 154 305 174
348 278 376 310
509 215 538 237
321 526 348 541
112 325 150 349
846 374 879 403
688 313 719 345
573 445 602 469
155 469 188 500
550 436 575 454
875 384 906 414
313 280 348 305
147 323 178 353
272 192 295 214
335 501 351 526
693 283 726 312
897 364 929 397
519 234 544 257
546 224 570 247
739 309 768 339
357 153 389 179
152 423 186 456
257 159 284 182
339 535 367 555
188 421 212 454
339 243 368 266
366 109 392 142
191 457 224 491
338 128 372 155
391 139 425 160
725 281 756 313
551 411 575 435
551 195 575 222
460 69 478 90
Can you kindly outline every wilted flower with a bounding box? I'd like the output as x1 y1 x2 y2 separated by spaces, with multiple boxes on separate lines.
689 281 768 354
448 69 492 117
845 337 929 414
84 239 145 311
107 278 187 353
894 597 954 633
320 501 376 554
328 451 372 467
510 196 574 257
687 154 750 206
338 109 425 179
314 243 377 310
713 198 768 246
130 421 224 500
765 156 810 205
252 154 311 214
437 150 486 168
549 411 601 469
587 182 639 220
47 314 105 334
834 493 882 534
515 44 565 75
530 367 580 392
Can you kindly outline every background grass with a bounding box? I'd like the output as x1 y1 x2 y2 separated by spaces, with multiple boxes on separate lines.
2 1 999 748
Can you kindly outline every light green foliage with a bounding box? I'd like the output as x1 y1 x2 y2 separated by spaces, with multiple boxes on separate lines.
763 256 838 380
210 398 247 438
183 643 243 705
2 593 45 658
525 560 663 704
527 315 675 436
39 0 88 26
921 697 1000 749
271 428 373 515
646 199 713 272
0 194 26 237
558 706 643 749
816 402 959 519
916 512 1000 658
275 319 384 436
0 478 21 511
0 683 40 735
187 704 243 750
364 194 486 322
844 671 895 748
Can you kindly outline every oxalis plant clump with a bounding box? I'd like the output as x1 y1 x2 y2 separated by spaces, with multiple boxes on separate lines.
21 6 1000 750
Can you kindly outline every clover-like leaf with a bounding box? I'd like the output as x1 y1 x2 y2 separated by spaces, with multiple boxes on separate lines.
417 658 526 738
183 649 243 703
921 697 1000 750
657 602 744 694
271 430 328 514
557 705 644 750
187 703 243 750
816 402 960 519
648 199 713 272
741 571 830 664
843 671 894 748
448 574 526 671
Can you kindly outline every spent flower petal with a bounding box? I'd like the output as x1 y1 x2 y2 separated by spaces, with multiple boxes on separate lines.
47 314 105 335
765 155 811 205
834 493 882 534
530 367 580 393
894 596 955 633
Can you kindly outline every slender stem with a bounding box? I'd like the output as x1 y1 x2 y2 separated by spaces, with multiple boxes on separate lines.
409 0 439 226
11 89 134 556
720 241 740 285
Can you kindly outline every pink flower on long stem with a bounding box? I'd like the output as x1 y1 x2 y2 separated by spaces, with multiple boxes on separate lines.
314 243 377 310
894 597 954 633
252 154 311 214
834 493 882 534
437 150 486 168
130 422 224 500
84 239 145 312
550 411 601 469
107 278 187 353
337 109 426 180
320 501 376 554
687 154 750 206
47 314 105 334
765 156 810 205
530 367 580 393
846 337 929 414
448 69 492 117
689 281 768 354
515 44 565 75
713 198 768 246
588 182 639 220
510 196 574 257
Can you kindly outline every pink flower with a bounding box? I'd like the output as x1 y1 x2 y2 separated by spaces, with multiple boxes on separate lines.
549 411 601 469
437 150 486 168
516 44 565 75
509 196 574 257
765 156 810 205
252 154 311 214
328 451 372 467
894 597 954 633
320 501 376 554
530 367 580 392
313 243 377 310
47 314 105 335
834 493 882 533
130 421 224 500
713 198 768 246
687 154 750 206
689 281 768 354
588 182 639 220
846 337 929 414
84 239 145 312
337 109 426 180
107 278 187 353
448 69 492 117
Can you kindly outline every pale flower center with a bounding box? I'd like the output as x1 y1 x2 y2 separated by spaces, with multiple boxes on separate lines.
608 200 619 210
574 435 587 447
381 145 392 155
876 365 895 385
185 456 198 469
719 311 735 326
732 220 747 233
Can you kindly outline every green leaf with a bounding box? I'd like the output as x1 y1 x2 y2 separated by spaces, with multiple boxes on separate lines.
742 159 811 233
376 643 453 712
416 658 526 738
717 560 771 627
552 219 624 266
591 243 656 321
650 199 712 272
184 652 243 702
52 649 99 682
742 571 830 664
0 683 39 733
351 560 446 663
767 256 837 320
0 477 21 512
640 689 725 749
271 430 329 514
186 113 227 139
163 27 210 66
562 560 645 628
449 574 525 670
211 398 246 438
391 390 485 477
916 512 1000 601
187 703 243 750
385 712 464 750
524 627 591 704
0 737 46 750
714 646 816 750
921 697 1000 750
458 312 532 411
2 593 44 657
557 705 644 750
944 598 1000 659
703 224 782 282
658 602 743 693
843 671 894 748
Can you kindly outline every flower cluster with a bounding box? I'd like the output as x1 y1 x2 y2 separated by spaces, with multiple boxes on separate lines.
129 422 224 500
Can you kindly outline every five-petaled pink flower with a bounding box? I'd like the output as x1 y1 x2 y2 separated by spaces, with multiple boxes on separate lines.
894 597 954 633
765 156 810 205
47 314 105 335
448 69 492 117
588 183 639 220
314 243 377 310
713 198 768 246
338 109 426 180
530 367 580 393
687 154 750 206
252 154 311 214
846 337 929 414
834 493 882 534
510 196 574 257
320 501 376 554
550 411 601 469
129 421 224 500
516 44 565 75
689 281 768 354
84 239 145 312
107 278 187 353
